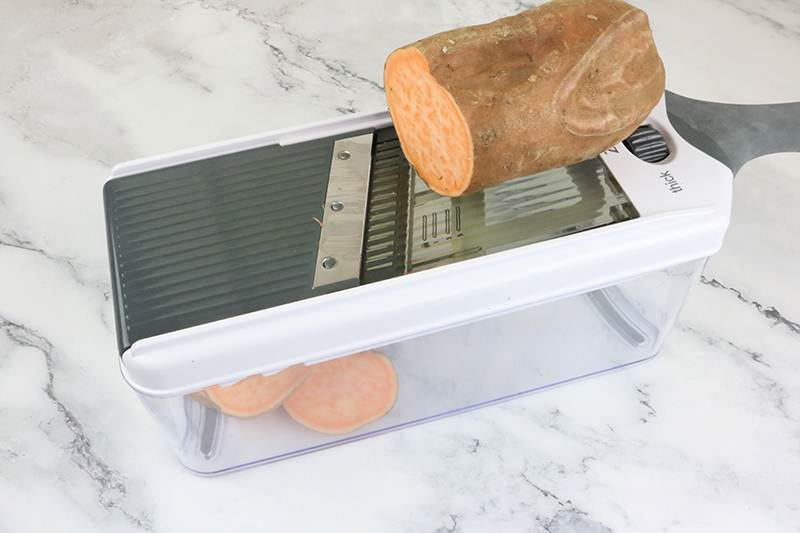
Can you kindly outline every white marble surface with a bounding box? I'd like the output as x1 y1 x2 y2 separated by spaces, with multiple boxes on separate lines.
1 0 799 531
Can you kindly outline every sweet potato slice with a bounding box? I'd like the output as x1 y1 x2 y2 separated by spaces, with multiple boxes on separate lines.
198 364 311 418
384 0 665 196
283 351 398 434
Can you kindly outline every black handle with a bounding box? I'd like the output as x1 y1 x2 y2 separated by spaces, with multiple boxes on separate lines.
665 90 800 176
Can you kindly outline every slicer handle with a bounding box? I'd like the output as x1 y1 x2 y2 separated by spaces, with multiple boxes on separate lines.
665 91 800 176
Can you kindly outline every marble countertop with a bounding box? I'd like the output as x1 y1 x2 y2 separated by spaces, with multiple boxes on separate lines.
1 1 799 531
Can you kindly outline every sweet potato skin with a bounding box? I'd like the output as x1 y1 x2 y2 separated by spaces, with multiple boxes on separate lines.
385 0 665 196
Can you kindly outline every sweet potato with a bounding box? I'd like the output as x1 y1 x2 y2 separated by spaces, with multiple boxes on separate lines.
196 364 311 418
283 350 398 434
384 0 665 196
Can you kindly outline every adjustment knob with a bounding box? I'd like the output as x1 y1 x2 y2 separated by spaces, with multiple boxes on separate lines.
623 125 670 163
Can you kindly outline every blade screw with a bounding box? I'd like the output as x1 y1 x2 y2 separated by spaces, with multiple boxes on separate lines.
322 257 338 269
337 150 351 160
330 201 344 211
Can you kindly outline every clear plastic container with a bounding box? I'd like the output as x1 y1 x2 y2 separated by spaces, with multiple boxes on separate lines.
135 258 704 475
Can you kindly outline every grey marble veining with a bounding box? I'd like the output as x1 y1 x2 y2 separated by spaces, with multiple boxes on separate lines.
1 0 799 531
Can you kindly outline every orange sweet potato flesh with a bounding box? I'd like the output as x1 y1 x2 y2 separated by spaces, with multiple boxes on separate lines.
197 364 311 418
384 0 665 196
283 350 398 435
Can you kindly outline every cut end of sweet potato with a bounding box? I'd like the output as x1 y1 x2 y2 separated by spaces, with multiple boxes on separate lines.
384 47 474 197
202 364 311 418
283 350 398 435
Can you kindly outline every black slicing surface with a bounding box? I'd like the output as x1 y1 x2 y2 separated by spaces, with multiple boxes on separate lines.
105 136 340 354
105 124 639 356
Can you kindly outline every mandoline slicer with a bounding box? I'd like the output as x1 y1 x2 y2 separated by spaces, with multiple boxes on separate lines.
104 92 799 474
